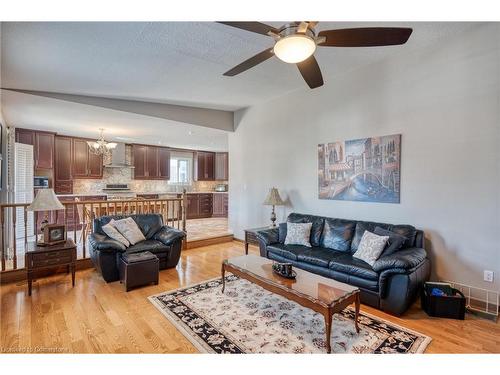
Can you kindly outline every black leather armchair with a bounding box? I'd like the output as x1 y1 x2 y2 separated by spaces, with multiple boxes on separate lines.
89 214 185 282
256 213 430 315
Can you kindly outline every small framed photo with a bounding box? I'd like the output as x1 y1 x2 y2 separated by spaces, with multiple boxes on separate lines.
43 224 67 245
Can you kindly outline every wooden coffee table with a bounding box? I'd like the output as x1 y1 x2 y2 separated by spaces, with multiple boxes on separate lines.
221 255 360 353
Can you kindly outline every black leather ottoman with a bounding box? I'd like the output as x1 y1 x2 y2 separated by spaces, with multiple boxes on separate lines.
119 251 159 292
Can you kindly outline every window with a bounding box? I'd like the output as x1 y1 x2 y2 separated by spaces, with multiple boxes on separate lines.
169 156 192 184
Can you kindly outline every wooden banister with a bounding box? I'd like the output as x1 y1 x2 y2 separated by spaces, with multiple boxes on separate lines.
0 196 186 273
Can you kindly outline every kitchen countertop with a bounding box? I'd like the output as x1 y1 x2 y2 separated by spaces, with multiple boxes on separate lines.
57 191 228 197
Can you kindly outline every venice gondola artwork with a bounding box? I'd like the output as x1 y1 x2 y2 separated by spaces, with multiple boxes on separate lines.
318 134 401 203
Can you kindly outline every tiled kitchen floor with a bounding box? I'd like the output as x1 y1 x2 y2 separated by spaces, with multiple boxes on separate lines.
185 217 232 241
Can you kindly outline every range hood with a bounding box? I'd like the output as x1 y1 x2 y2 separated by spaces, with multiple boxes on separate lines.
104 143 134 168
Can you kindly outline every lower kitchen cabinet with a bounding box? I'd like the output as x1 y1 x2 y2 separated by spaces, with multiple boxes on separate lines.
186 193 214 219
212 193 228 217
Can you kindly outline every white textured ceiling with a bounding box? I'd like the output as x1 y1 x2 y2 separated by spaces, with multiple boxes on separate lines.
0 22 481 149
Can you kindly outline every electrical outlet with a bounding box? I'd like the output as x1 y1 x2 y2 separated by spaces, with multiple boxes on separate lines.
484 270 494 283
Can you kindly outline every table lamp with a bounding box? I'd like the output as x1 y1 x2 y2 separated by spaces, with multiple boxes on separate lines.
263 187 285 227
27 188 64 245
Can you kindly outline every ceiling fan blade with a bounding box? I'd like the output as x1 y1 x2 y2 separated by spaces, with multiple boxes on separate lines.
297 55 324 89
218 22 279 36
223 48 274 76
318 27 412 47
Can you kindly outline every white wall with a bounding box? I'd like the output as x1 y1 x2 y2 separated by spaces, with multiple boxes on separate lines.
228 23 500 291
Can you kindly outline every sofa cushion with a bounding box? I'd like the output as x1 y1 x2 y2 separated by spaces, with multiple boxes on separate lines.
287 213 325 247
113 217 146 245
125 240 170 255
329 253 379 281
101 219 130 247
296 247 343 268
374 226 407 256
266 244 309 261
353 230 389 267
284 222 312 247
390 225 417 248
320 218 356 252
350 221 392 252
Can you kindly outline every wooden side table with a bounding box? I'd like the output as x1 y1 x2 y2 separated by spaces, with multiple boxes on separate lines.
244 226 271 255
25 239 77 296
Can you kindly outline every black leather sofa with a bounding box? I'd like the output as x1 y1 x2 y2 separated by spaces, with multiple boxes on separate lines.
256 213 430 315
89 214 185 282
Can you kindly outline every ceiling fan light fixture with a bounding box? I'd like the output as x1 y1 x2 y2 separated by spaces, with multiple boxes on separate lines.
274 34 316 63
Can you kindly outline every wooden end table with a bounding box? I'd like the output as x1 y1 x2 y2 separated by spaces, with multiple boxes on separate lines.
25 239 77 296
244 226 272 254
221 255 360 353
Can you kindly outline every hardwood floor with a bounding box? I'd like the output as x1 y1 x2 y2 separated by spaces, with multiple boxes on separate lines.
1 241 499 354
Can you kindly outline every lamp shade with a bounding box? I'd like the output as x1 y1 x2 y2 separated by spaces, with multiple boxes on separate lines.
27 189 64 211
263 187 285 206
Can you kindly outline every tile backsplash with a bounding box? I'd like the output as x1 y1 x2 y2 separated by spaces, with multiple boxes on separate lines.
73 145 227 194
73 170 227 194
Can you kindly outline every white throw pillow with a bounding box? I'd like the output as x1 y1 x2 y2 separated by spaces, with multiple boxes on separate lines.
284 222 313 247
113 217 146 245
101 219 130 247
353 230 389 267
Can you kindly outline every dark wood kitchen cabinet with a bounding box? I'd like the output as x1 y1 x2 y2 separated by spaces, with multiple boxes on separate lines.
133 145 147 179
186 193 213 219
34 132 55 170
88 151 103 178
15 128 55 170
198 193 213 218
15 128 35 145
146 146 159 178
158 147 170 179
72 138 103 179
195 151 215 181
212 193 228 217
186 194 200 219
133 144 170 180
54 136 73 194
72 138 89 177
215 152 228 181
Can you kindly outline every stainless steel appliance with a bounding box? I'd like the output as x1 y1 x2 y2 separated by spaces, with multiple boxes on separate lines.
102 184 137 200
214 184 228 192
34 176 49 188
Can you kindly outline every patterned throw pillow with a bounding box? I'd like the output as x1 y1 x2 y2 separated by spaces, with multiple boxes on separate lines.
102 219 130 247
113 217 146 245
353 230 389 267
284 222 313 247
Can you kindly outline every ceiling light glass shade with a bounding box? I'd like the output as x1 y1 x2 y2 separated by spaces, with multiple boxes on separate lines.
274 35 316 63
87 129 116 156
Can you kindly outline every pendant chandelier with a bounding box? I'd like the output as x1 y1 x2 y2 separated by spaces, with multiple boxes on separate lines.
86 128 117 156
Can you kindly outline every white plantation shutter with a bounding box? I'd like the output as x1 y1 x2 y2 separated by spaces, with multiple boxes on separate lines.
14 143 34 239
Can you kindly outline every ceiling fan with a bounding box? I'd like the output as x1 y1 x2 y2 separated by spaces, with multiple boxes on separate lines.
219 22 412 89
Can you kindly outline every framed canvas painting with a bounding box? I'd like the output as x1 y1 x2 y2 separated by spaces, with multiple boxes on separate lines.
318 134 401 203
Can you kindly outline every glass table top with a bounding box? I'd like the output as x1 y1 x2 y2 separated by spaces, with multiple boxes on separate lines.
224 255 359 305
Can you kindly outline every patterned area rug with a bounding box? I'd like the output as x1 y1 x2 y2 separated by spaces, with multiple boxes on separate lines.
149 275 431 354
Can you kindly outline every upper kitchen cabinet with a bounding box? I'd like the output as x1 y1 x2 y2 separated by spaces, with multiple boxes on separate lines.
15 128 35 145
194 151 215 181
54 136 73 194
133 145 147 179
72 138 89 177
215 152 229 181
133 144 170 180
72 138 103 179
158 147 170 179
35 132 55 170
15 128 55 170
